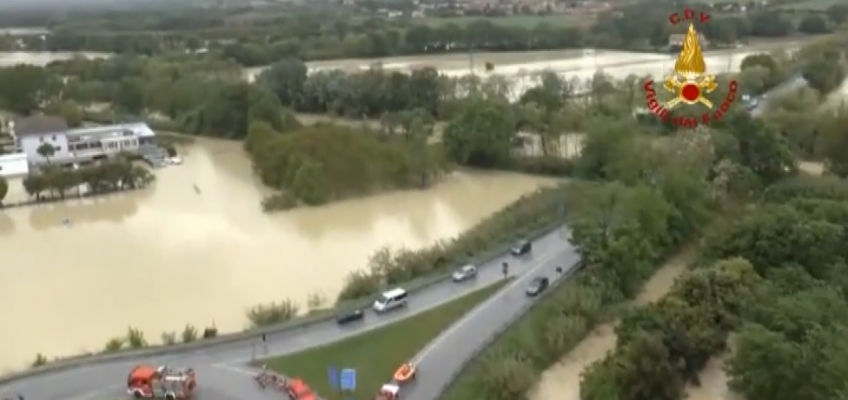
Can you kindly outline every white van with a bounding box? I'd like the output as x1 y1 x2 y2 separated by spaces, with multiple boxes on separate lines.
373 288 408 313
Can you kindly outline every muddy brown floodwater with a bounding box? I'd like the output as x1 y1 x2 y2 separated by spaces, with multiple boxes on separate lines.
0 137 555 372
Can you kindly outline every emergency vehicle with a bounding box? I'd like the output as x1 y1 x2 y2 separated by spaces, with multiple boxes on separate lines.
127 364 197 400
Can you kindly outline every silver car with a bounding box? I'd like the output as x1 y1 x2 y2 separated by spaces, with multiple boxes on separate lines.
452 264 477 282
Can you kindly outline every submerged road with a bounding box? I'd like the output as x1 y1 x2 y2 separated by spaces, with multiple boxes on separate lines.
0 227 577 400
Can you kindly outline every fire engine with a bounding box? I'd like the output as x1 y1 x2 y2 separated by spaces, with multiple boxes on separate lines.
127 365 197 400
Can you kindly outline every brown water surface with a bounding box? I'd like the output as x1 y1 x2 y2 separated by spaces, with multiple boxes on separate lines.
0 137 554 371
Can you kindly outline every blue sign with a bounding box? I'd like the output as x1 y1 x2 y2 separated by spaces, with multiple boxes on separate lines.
340 368 356 391
328 366 339 390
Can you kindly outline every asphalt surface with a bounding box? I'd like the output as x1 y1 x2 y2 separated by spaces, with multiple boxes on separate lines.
0 227 576 400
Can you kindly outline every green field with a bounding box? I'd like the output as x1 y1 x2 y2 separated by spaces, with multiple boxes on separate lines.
420 14 591 28
259 279 510 400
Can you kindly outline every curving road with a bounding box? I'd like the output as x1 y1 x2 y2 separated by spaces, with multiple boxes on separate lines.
0 227 577 400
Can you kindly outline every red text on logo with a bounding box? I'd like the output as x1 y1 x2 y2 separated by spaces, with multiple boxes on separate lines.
669 7 710 25
642 79 738 128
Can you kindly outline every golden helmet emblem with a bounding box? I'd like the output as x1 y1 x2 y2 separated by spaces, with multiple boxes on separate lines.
663 23 717 109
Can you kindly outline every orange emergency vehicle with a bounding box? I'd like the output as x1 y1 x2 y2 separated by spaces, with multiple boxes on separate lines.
127 365 197 400
284 378 316 400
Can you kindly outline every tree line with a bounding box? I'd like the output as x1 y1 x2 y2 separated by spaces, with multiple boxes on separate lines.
21 159 154 202
243 118 451 210
4 2 844 65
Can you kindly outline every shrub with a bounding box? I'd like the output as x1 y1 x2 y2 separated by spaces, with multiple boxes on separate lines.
126 326 147 348
246 299 300 328
203 322 218 339
306 291 328 311
261 192 298 212
182 324 198 343
103 337 124 352
31 353 47 368
161 331 177 345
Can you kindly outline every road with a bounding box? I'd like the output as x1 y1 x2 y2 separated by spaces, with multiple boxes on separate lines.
0 227 577 400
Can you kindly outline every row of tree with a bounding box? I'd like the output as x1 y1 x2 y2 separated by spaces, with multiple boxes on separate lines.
21 160 154 202
6 3 845 64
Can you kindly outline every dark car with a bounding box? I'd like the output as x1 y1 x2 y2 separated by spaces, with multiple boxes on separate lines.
336 308 365 325
525 276 549 297
511 239 532 256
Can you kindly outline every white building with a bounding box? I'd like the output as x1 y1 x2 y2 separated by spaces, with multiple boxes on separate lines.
11 116 157 166
0 152 29 177
11 115 72 164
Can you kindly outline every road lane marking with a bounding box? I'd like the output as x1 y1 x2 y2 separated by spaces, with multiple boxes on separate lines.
412 248 563 364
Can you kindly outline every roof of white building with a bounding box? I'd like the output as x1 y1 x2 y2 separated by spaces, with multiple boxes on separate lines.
0 152 29 177
12 116 68 137
66 123 156 139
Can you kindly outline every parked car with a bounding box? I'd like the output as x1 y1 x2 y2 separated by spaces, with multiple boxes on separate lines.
336 308 365 325
511 239 532 255
452 264 477 282
525 276 549 297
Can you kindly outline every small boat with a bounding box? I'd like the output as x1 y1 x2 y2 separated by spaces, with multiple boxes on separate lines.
392 362 416 383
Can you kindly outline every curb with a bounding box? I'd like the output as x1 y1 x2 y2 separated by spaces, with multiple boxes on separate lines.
0 222 565 385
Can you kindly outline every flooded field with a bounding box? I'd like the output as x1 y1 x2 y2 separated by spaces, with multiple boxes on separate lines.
0 137 556 371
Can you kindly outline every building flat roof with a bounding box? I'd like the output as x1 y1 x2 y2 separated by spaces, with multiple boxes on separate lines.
66 123 156 139
0 152 30 177
13 116 68 137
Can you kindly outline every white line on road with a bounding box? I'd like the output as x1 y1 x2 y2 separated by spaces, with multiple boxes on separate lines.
412 249 561 364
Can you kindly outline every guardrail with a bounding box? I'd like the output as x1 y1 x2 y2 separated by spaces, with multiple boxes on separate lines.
430 258 584 400
0 220 567 385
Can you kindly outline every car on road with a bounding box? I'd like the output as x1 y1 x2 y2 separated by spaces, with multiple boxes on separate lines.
511 239 532 255
336 308 365 325
374 383 400 400
373 287 408 313
525 276 549 297
452 264 477 282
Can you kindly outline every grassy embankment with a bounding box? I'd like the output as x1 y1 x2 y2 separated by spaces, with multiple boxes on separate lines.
260 279 511 400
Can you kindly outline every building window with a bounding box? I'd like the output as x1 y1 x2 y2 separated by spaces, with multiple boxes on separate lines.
55 146 61 151
52 134 56 141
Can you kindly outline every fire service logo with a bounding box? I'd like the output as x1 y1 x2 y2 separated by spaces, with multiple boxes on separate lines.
643 9 738 128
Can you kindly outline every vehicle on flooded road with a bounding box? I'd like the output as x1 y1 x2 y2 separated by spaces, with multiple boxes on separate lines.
451 264 477 282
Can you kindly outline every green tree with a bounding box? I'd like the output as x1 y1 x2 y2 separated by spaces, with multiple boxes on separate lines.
443 98 515 168
36 142 56 164
114 78 146 114
826 4 848 25
798 15 829 34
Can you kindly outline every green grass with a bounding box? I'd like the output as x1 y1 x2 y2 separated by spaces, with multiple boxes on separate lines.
420 14 590 28
260 278 511 400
